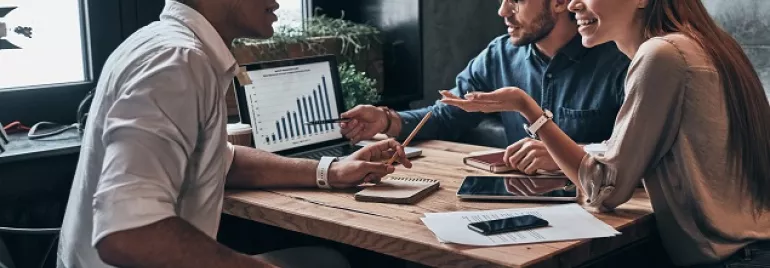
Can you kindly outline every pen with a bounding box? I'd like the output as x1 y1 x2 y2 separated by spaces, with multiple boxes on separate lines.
304 118 352 125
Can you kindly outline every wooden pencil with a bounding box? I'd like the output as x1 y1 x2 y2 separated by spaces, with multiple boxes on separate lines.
386 111 432 165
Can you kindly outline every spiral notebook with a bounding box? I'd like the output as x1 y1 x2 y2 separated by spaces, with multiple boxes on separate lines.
354 176 440 204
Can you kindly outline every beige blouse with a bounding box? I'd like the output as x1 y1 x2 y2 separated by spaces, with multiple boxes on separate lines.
578 33 770 266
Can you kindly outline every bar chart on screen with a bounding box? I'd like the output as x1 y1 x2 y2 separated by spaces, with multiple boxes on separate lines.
243 62 343 152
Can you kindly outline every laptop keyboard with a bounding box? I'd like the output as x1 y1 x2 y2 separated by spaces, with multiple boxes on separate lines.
299 145 362 160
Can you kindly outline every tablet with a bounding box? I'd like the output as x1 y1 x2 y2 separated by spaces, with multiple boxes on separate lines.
456 176 577 201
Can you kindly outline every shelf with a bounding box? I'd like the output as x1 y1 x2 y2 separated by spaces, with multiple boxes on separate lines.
0 129 81 165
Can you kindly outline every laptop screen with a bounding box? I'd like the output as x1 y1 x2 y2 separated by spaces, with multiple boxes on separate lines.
234 55 346 154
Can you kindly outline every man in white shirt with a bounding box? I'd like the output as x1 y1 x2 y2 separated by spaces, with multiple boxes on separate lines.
56 0 412 267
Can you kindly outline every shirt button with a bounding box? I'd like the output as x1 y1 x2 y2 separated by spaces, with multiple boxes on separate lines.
546 73 553 79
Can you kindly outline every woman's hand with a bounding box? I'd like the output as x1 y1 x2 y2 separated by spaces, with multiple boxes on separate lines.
439 87 538 114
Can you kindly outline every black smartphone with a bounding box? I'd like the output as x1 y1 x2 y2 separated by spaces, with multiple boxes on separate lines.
467 215 549 235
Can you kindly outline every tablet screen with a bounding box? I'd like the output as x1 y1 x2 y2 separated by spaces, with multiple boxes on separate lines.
457 176 577 198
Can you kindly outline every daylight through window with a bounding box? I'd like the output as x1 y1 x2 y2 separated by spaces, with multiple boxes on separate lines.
0 0 86 90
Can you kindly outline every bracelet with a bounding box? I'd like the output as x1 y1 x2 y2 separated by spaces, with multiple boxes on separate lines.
378 106 393 134
316 156 337 189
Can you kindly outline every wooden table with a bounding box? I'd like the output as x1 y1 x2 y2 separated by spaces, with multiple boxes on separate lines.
223 140 655 268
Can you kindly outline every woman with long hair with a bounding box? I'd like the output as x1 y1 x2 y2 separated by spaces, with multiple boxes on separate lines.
441 0 770 266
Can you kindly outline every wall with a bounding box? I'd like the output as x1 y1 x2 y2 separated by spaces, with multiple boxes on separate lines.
703 0 770 98
415 0 506 107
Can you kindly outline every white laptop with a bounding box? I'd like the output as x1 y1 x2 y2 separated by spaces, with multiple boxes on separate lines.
232 54 421 160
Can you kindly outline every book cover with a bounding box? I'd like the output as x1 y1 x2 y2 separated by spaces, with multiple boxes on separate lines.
463 151 564 175
462 151 512 173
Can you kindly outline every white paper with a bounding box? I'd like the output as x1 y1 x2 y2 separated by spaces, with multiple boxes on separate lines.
420 204 620 246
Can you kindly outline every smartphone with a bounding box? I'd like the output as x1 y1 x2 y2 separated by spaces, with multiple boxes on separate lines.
467 215 549 235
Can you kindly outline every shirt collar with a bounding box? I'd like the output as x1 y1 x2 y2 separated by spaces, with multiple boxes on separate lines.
557 34 588 62
524 33 587 62
160 1 238 76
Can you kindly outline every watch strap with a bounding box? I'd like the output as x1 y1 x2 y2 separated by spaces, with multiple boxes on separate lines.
524 109 553 138
378 106 393 135
316 156 337 189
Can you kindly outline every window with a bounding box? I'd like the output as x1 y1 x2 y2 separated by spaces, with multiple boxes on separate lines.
275 0 308 30
0 0 87 90
0 0 121 125
0 0 309 125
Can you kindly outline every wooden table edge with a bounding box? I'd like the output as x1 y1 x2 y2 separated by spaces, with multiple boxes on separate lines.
223 190 655 268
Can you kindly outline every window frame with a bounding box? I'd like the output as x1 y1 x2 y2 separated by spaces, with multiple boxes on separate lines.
0 0 315 126
0 0 123 125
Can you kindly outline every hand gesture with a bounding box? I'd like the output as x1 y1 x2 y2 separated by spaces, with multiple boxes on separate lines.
328 139 412 188
504 138 560 175
438 87 535 113
339 105 388 144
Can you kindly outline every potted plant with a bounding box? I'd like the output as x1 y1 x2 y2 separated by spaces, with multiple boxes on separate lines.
338 62 380 110
225 11 384 116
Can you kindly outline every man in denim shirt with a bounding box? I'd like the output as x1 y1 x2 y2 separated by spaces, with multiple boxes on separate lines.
340 0 629 174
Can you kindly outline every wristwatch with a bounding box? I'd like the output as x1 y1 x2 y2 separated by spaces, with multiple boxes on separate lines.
523 109 553 139
316 156 340 189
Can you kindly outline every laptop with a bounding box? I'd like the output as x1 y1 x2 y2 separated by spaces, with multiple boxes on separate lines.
233 54 421 160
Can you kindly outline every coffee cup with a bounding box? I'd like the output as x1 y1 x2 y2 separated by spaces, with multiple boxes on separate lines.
227 123 252 147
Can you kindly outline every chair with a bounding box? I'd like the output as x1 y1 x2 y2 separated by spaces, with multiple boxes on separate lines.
0 227 60 268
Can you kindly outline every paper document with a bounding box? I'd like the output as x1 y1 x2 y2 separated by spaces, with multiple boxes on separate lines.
420 204 620 246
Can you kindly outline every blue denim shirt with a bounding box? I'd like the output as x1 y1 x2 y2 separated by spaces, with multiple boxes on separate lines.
398 34 630 146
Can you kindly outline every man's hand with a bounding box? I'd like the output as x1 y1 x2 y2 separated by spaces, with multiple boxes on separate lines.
328 139 413 187
503 138 560 175
339 105 389 144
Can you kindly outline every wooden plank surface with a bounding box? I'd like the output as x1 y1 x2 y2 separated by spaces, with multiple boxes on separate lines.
223 140 655 268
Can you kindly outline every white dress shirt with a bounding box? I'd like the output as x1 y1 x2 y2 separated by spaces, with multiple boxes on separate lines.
58 2 238 267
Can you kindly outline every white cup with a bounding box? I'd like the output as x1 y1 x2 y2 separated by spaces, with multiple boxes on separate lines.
226 123 252 147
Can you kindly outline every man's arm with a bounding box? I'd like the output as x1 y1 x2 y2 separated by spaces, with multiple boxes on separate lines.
395 91 485 141
395 48 500 141
226 139 411 189
225 145 317 188
341 38 504 143
97 217 274 268
91 48 273 267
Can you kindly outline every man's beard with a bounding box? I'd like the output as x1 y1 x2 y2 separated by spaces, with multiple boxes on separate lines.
509 5 557 46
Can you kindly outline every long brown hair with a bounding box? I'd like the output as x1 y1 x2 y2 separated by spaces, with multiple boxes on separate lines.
643 0 770 214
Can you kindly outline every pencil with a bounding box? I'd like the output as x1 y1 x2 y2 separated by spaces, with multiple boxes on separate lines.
386 111 432 165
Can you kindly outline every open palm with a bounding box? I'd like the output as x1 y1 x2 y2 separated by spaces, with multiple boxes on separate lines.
439 87 532 113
